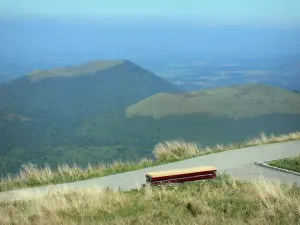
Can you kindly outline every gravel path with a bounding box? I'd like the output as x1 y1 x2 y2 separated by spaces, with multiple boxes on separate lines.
1 140 300 202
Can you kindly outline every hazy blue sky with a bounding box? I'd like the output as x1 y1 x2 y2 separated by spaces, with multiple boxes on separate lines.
1 0 300 27
1 0 300 63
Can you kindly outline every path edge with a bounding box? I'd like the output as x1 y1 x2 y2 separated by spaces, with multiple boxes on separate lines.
254 161 300 176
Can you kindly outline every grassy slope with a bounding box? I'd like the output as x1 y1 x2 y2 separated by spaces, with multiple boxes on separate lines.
1 131 300 192
2 108 300 175
1 174 300 225
125 83 300 119
268 155 300 173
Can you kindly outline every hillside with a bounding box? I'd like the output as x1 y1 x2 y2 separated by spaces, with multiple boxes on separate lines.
0 59 181 118
0 60 181 174
73 83 300 166
125 83 300 119
1 64 300 175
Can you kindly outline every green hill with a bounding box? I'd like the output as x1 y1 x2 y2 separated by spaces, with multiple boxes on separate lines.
74 83 300 167
0 60 182 174
0 59 181 118
125 83 300 119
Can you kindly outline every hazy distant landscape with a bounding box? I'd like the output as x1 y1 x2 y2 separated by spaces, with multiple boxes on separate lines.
1 50 300 92
0 2 299 176
1 58 300 174
1 18 300 87
161 54 300 91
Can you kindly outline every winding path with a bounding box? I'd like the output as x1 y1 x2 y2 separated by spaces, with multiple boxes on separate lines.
1 140 300 202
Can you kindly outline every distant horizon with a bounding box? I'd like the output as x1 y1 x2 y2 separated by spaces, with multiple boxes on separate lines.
1 0 300 27
1 0 300 75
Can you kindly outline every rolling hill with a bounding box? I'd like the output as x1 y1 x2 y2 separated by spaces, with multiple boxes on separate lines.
125 83 300 119
76 83 300 162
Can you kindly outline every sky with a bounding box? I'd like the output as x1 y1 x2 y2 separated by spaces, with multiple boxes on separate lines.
1 0 300 63
1 0 300 27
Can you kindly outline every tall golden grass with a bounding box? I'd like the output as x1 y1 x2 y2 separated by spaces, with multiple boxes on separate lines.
153 131 300 161
0 158 154 192
153 139 200 161
1 174 299 225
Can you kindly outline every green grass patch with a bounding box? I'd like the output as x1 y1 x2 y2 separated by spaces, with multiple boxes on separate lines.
268 155 300 173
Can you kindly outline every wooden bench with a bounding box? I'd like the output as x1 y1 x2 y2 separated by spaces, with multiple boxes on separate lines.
145 166 217 185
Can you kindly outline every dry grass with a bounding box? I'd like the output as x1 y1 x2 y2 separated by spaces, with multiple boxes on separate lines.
153 131 300 162
153 139 200 161
0 158 154 192
1 174 299 225
1 131 300 192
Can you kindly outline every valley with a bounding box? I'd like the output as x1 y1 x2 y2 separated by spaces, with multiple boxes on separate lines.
162 55 300 91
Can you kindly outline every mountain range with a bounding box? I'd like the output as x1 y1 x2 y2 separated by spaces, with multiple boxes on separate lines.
1 60 300 175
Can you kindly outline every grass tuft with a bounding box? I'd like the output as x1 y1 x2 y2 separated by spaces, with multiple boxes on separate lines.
153 139 200 162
